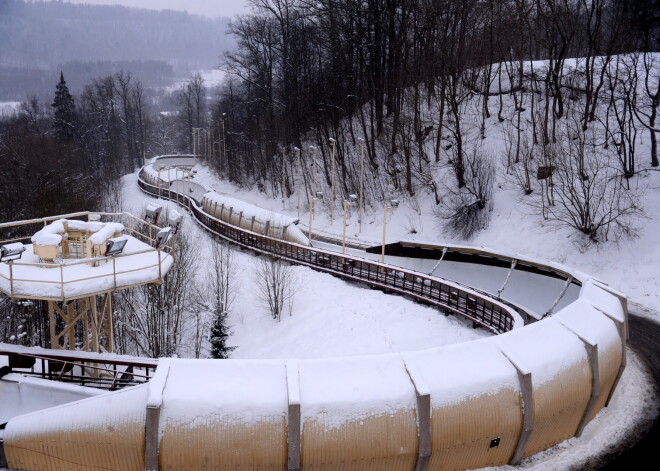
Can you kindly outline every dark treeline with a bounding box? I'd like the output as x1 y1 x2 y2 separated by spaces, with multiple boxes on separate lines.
0 70 195 226
210 0 657 199
0 60 174 102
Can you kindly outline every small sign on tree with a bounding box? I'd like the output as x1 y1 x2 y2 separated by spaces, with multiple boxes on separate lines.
537 166 555 180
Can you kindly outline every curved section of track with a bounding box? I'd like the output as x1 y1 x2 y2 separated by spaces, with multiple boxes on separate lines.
0 156 631 471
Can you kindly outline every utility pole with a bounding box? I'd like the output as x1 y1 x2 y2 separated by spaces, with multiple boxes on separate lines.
329 138 336 224
357 137 365 236
282 147 286 211
295 147 301 217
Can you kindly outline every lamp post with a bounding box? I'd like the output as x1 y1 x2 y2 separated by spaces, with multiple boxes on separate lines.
381 198 399 263
294 146 301 217
281 147 286 210
157 165 163 200
342 194 358 254
329 137 336 224
310 145 318 196
308 191 323 246
221 113 227 173
357 137 365 236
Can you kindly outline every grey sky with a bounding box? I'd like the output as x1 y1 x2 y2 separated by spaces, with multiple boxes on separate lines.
42 0 252 18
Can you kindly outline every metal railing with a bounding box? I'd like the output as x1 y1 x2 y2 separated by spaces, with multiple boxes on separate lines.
0 343 158 390
138 171 519 334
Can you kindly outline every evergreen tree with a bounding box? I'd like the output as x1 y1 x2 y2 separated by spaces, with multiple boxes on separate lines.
52 72 76 142
209 303 235 359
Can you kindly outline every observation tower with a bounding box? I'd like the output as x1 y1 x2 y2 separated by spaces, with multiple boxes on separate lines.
0 212 175 353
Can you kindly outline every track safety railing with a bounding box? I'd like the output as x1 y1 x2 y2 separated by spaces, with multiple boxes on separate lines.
138 170 519 334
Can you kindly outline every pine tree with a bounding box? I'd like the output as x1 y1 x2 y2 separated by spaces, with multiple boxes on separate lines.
52 71 76 142
209 303 235 359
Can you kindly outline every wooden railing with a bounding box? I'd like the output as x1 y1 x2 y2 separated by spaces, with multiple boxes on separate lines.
138 172 520 334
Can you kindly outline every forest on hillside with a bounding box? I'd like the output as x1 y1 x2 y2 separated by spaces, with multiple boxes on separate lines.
213 0 658 242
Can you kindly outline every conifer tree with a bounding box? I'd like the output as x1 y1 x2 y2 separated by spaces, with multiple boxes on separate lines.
52 72 76 142
209 303 234 359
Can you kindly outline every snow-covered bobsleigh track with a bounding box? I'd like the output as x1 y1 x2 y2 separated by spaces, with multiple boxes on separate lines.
2 156 628 471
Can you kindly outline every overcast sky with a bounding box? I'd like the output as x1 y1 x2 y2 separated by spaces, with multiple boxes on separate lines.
42 0 252 18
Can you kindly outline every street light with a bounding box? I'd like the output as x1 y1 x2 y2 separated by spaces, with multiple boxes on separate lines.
308 191 323 246
381 198 399 263
294 146 301 217
342 194 358 254
329 137 336 224
357 137 365 236
221 113 227 173
309 145 318 196
281 147 286 210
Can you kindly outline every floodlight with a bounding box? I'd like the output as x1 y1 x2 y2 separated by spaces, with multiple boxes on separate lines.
155 227 173 249
0 242 26 262
348 194 358 203
315 191 324 198
389 199 400 208
168 211 184 233
105 237 128 256
145 203 163 224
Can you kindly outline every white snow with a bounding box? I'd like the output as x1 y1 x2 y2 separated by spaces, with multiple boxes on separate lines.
497 318 588 386
298 353 417 429
0 234 173 299
0 373 106 425
159 359 288 427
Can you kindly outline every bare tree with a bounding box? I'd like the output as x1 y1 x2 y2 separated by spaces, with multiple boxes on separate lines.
114 225 200 357
530 119 641 242
207 237 239 315
206 240 238 360
254 257 297 322
631 52 659 168
436 147 495 239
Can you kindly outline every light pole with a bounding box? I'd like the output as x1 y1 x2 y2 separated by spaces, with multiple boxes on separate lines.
329 137 336 224
308 191 323 246
357 137 365 236
221 113 227 173
157 165 162 200
381 198 400 263
281 147 286 210
309 145 318 194
294 146 301 217
342 194 358 254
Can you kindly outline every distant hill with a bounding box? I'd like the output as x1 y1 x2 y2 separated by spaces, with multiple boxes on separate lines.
0 0 234 69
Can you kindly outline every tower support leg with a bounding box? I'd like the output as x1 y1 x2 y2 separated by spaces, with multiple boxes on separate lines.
47 294 114 353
